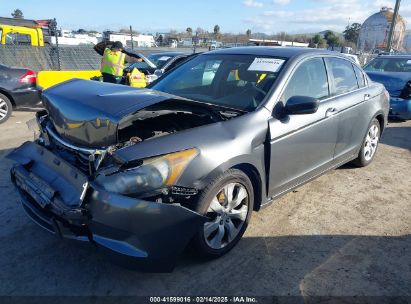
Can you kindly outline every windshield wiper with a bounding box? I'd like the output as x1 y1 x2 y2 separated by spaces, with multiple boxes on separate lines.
177 96 248 114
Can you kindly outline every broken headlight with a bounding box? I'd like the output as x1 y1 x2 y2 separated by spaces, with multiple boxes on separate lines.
95 148 199 196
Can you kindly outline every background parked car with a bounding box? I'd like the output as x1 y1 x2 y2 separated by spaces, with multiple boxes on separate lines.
364 55 411 120
0 64 40 124
124 52 198 83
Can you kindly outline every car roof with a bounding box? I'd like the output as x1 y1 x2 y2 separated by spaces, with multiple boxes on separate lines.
205 46 329 59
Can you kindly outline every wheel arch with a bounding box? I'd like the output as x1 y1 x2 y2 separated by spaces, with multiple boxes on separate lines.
0 89 15 107
193 156 266 212
231 163 263 211
374 112 385 134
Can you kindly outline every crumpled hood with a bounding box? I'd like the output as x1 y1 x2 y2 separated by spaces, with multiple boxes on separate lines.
366 71 411 97
42 78 188 148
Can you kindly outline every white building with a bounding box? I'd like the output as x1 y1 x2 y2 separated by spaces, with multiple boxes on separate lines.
249 39 309 47
51 29 99 45
103 31 157 47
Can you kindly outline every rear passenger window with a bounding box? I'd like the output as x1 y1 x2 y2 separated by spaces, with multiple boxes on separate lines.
282 57 329 102
327 57 359 95
353 65 366 88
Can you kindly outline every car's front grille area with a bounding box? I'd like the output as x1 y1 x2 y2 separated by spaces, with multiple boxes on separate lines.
54 145 90 173
19 190 57 234
45 126 93 174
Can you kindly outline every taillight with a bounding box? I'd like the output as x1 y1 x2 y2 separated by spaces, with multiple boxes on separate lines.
18 70 37 84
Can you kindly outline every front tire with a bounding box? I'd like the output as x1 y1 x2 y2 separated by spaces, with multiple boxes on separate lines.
353 118 380 167
0 93 12 124
191 169 254 259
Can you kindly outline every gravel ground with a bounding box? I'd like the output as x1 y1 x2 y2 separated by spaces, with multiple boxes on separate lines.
0 111 410 297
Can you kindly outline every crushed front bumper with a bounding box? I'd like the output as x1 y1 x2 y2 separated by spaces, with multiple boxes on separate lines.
8 141 206 272
389 97 411 120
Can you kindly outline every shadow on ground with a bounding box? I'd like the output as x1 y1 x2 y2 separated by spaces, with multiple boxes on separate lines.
1 127 410 297
380 125 411 151
0 149 409 297
0 221 410 297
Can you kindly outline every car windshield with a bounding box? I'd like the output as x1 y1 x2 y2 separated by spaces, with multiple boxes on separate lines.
364 57 411 73
147 54 175 68
150 54 286 111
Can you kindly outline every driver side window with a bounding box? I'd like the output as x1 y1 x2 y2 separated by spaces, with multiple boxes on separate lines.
282 57 329 102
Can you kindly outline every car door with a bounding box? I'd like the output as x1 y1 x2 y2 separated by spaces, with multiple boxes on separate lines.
267 56 339 198
324 57 370 162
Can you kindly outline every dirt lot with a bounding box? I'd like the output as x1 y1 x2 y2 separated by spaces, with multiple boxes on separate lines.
0 111 410 297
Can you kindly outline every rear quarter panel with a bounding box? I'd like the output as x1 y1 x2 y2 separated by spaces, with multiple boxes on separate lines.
37 70 101 90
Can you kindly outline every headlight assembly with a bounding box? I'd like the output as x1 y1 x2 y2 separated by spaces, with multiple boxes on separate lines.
96 148 199 196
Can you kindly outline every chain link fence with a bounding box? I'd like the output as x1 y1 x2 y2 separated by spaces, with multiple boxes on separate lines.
0 45 207 71
0 45 100 71
0 44 377 71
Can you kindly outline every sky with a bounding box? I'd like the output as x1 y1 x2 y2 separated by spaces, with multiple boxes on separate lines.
2 0 411 34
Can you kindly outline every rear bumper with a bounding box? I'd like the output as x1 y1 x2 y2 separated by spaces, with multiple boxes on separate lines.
8 142 206 272
389 97 411 120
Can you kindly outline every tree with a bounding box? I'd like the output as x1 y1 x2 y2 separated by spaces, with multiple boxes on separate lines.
11 9 23 19
213 25 220 40
186 27 193 37
246 29 252 38
76 29 87 34
343 23 361 44
324 31 340 47
310 34 325 48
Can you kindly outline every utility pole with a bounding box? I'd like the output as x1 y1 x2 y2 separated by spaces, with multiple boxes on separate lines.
193 31 198 54
386 0 401 52
130 25 134 50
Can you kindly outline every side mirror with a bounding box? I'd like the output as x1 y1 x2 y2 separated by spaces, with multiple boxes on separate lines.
284 96 320 115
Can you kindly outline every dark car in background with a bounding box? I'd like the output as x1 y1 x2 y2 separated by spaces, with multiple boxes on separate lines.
8 47 388 271
0 64 41 124
125 52 197 83
364 55 411 120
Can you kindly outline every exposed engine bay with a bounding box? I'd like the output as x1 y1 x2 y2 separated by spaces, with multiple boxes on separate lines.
115 103 234 150
37 98 242 179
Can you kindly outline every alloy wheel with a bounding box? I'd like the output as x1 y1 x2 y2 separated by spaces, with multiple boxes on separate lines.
0 98 9 121
203 183 249 249
363 124 379 162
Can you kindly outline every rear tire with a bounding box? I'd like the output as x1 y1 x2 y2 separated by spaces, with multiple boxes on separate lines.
0 93 12 124
352 118 380 167
191 169 254 259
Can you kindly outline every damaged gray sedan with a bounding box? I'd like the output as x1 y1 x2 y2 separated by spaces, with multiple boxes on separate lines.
8 47 389 271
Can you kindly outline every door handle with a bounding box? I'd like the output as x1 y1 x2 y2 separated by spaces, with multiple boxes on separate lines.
325 107 338 117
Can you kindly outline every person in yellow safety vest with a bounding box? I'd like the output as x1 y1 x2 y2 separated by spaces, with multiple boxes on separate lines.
100 41 127 84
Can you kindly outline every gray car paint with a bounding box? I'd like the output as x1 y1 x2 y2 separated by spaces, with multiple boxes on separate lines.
115 49 388 206
7 47 389 270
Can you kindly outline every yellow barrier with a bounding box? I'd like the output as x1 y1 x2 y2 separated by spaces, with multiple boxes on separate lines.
37 70 101 90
